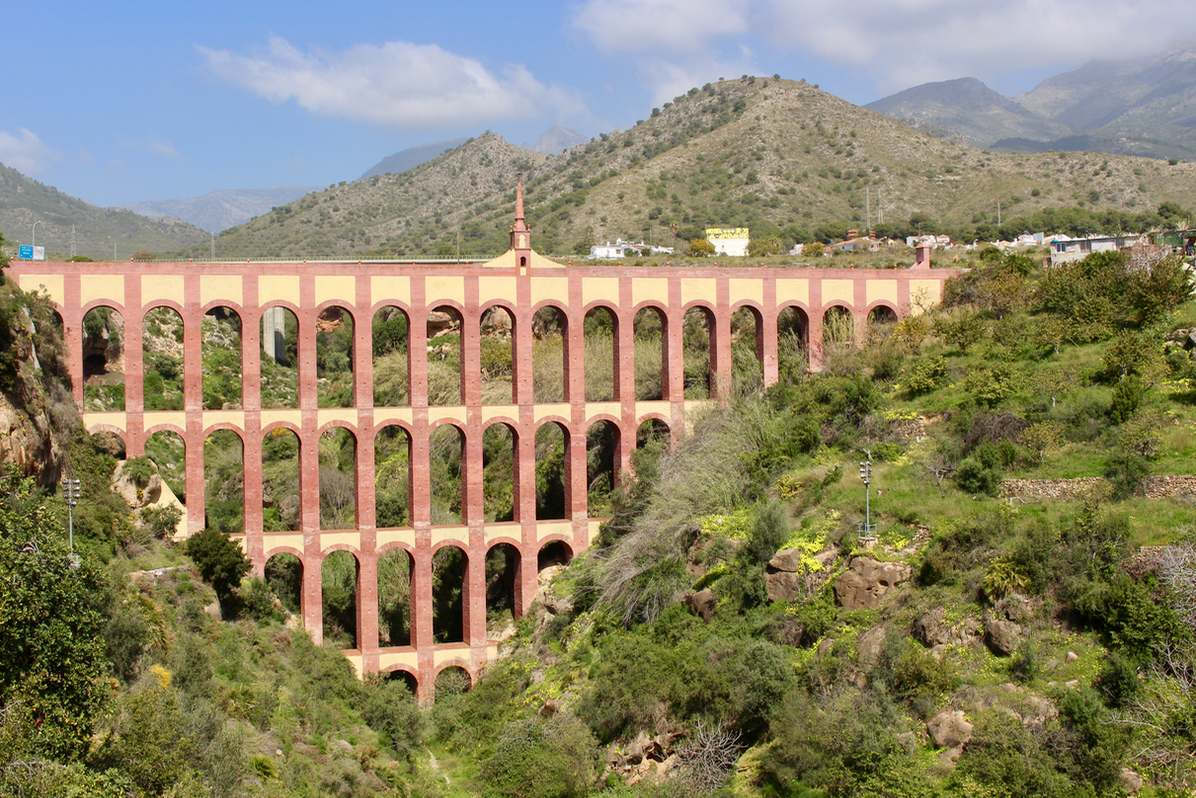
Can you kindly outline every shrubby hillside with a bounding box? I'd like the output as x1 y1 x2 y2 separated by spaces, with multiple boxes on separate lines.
4 235 1196 797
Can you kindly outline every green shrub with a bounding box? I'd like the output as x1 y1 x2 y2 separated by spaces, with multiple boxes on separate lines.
480 714 601 798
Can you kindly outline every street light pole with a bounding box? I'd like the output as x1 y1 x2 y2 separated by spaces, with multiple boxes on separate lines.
32 220 41 249
62 477 81 553
858 460 875 540
107 236 116 262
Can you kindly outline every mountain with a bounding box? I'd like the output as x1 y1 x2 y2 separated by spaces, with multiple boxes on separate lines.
864 78 1069 147
522 125 589 155
868 45 1196 160
0 162 209 259
121 186 318 234
194 76 1196 261
358 138 469 181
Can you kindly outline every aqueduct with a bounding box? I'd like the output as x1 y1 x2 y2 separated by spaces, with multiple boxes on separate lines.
10 189 955 700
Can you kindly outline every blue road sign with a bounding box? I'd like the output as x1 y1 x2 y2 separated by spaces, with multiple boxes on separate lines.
18 245 33 259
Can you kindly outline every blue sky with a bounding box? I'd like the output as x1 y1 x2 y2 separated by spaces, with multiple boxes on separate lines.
3 0 1192 208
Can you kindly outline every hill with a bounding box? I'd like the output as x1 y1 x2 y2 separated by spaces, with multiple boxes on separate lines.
196 76 1196 261
0 162 210 259
870 44 1196 160
120 186 318 234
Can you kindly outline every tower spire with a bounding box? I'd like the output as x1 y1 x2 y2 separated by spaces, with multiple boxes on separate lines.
510 181 531 256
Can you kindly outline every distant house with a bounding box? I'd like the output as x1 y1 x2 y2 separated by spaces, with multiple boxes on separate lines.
589 238 672 259
831 229 881 253
1049 233 1141 264
906 234 953 249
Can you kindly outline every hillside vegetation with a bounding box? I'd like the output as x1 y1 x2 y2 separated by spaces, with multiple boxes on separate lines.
4 241 1196 797
0 164 210 260
199 77 1196 261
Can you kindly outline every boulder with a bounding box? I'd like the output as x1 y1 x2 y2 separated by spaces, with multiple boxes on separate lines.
833 556 913 609
766 570 806 602
912 607 950 647
684 588 716 622
1120 769 1144 794
926 709 974 749
768 548 808 573
984 618 1023 656
857 625 888 670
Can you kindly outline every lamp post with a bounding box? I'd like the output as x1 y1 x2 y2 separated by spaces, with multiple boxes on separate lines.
31 220 41 249
857 460 876 541
63 478 81 564
107 236 116 262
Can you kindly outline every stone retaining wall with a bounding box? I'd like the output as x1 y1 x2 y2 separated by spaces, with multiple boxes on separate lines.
1000 475 1196 501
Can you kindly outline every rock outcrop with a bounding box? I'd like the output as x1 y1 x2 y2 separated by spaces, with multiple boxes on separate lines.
833 556 913 609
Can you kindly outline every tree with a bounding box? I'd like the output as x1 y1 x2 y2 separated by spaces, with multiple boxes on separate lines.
689 238 715 257
748 234 783 256
0 473 110 760
803 241 825 258
184 527 251 614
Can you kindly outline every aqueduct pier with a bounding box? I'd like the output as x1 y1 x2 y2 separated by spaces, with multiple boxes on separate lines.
11 220 954 700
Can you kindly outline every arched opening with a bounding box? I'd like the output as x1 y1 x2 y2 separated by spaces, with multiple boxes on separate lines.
532 306 567 403
204 429 243 535
319 427 357 530
636 418 670 449
435 666 472 699
822 305 856 372
534 422 568 520
386 669 418 695
261 306 298 409
584 306 617 402
538 540 573 572
867 305 899 346
90 430 126 459
777 306 809 382
144 430 186 508
480 305 515 405
429 424 465 524
633 306 666 401
201 307 242 410
262 428 300 532
322 550 359 650
377 548 413 648
482 423 517 522
586 420 619 517
485 542 520 638
374 425 412 528
317 306 355 408
683 306 715 400
731 306 764 398
372 306 409 407
264 552 303 616
432 546 467 643
142 307 184 411
427 306 463 406
82 306 124 411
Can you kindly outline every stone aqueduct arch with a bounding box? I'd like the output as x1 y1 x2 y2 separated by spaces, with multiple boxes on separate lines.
10 196 953 700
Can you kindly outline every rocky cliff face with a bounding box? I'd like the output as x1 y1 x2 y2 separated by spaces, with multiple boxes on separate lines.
0 277 79 485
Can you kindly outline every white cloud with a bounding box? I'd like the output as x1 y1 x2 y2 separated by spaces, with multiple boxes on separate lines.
572 0 1196 97
757 0 1196 92
572 0 751 53
0 129 62 175
199 37 586 129
640 48 759 105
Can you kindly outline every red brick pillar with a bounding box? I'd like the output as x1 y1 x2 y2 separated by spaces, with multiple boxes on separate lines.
242 294 262 413
808 280 824 373
518 544 537 618
762 279 779 388
854 278 869 346
303 547 323 646
568 425 587 520
183 278 203 412
357 417 376 530
357 535 378 653
410 545 433 649
185 423 205 536
63 275 84 406
712 281 732 402
243 417 264 538
124 284 143 414
300 424 321 532
297 307 318 411
666 282 685 403
354 279 373 409
616 281 636 402
466 536 486 645
565 305 584 405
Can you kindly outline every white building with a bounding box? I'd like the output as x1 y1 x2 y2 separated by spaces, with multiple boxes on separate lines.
706 227 750 257
1049 234 1141 265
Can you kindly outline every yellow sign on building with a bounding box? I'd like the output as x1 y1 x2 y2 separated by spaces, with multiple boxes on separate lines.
705 227 749 240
